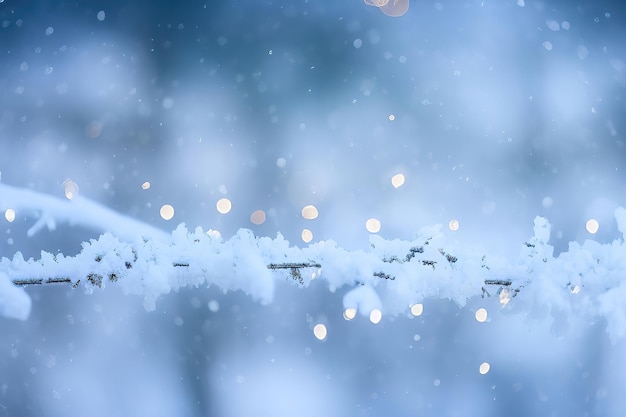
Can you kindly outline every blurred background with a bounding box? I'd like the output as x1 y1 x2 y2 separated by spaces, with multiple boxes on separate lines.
1 0 625 415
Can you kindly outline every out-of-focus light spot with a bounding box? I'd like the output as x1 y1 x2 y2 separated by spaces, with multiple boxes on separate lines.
410 303 423 316
353 38 363 49
571 285 581 294
433 379 441 386
313 323 327 340
62 179 79 200
206 229 221 239
208 300 219 312
160 204 175 220
45 26 54 36
364 0 410 17
546 19 560 31
4 209 15 222
499 289 511 306
162 97 174 109
97 10 106 21
542 41 553 51
542 196 553 207
366 218 381 233
369 309 382 324
391 173 405 188
85 120 103 138
276 157 286 168
302 205 318 220
448 219 460 231
586 219 599 234
141 181 151 190
343 307 357 320
301 229 313 243
250 210 266 225
216 198 232 214
475 308 488 323
479 362 491 375
388 114 395 121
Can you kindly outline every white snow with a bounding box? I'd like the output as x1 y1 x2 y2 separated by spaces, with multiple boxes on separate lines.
0 272 31 320
615 206 626 238
0 182 168 241
3 184 626 341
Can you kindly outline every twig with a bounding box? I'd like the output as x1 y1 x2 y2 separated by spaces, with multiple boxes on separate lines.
12 260 515 301
12 262 323 287
484 279 512 286
12 277 72 286
267 262 321 269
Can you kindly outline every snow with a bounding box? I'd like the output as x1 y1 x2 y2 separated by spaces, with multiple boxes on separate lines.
3 186 626 341
0 182 168 241
615 206 626 238
0 272 31 320
343 284 382 318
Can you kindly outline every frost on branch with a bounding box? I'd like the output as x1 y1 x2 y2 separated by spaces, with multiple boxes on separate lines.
3 182 626 342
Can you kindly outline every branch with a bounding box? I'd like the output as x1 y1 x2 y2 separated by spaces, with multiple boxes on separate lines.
0 182 168 241
3 182 626 342
12 277 73 286
12 260 515 295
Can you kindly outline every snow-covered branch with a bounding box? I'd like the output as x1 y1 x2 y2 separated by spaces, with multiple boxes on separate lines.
2 182 626 342
0 181 168 241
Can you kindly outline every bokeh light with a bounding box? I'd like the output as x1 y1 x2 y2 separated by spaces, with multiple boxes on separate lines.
391 173 405 188
542 196 553 207
499 289 511 306
301 205 319 220
206 229 221 239
160 204 175 220
62 179 79 200
410 303 423 317
343 308 357 321
313 323 327 341
448 219 460 231
479 362 491 375
4 208 16 222
141 181 151 190
369 309 382 324
216 198 232 214
365 218 381 233
301 229 313 243
365 0 388 6
586 218 599 234
475 308 488 323
364 0 409 16
250 210 266 225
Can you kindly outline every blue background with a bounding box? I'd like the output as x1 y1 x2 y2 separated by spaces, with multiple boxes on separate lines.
1 0 625 415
